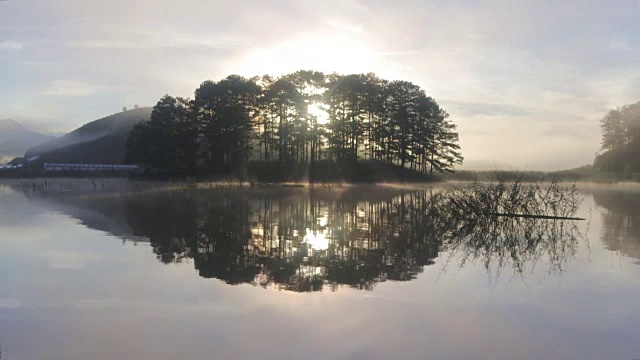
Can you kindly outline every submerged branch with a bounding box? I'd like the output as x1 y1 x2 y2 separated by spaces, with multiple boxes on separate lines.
480 212 585 221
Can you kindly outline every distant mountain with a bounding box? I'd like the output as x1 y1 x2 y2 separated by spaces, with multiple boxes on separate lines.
0 119 53 160
25 107 152 164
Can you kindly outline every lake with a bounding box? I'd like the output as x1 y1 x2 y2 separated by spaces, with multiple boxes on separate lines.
0 181 639 360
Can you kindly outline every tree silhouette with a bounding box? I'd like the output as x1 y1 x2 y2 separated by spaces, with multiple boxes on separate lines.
195 75 261 175
595 100 640 175
125 70 464 179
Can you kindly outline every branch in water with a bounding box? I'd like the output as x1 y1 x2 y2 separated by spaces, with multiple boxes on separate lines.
481 212 585 221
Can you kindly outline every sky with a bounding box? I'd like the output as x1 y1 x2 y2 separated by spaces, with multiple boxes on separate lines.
1 0 639 170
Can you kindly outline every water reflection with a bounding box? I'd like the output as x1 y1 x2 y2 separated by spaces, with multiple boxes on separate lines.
16 185 585 291
592 190 640 261
121 189 444 291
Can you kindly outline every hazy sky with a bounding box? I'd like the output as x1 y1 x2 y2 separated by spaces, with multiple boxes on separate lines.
1 0 639 170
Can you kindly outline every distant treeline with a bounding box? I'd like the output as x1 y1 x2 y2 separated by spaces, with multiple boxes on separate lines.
125 70 462 179
595 100 640 179
446 165 616 183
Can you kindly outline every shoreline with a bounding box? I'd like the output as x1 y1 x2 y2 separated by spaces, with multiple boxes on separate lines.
0 178 428 195
2 177 640 195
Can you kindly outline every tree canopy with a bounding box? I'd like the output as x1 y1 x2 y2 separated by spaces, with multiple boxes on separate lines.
595 100 640 175
126 70 463 178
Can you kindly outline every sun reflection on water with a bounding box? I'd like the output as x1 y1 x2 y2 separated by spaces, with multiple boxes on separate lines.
304 229 329 251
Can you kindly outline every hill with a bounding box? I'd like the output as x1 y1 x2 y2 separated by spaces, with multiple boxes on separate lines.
0 119 53 160
25 107 151 158
24 107 152 164
35 134 131 165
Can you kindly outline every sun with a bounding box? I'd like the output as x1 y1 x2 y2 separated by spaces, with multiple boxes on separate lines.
308 102 329 125
231 26 389 78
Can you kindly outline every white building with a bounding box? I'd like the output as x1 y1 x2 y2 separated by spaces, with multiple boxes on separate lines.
43 163 139 172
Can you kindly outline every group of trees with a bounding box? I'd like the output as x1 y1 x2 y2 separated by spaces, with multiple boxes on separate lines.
125 70 463 178
595 100 640 175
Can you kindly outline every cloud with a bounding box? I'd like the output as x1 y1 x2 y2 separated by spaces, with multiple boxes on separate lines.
446 101 553 118
0 298 22 309
63 28 244 50
0 40 22 49
42 80 112 97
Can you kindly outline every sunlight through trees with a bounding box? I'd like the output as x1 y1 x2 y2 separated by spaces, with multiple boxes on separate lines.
126 70 463 178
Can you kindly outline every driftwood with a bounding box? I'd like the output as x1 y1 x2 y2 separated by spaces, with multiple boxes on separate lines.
480 212 585 221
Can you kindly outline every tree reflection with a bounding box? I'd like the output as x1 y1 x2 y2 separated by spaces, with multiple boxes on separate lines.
17 184 583 291
592 190 640 261
114 187 581 291
439 208 581 277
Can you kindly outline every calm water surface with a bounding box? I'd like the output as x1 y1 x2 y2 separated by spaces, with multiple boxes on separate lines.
0 182 639 360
